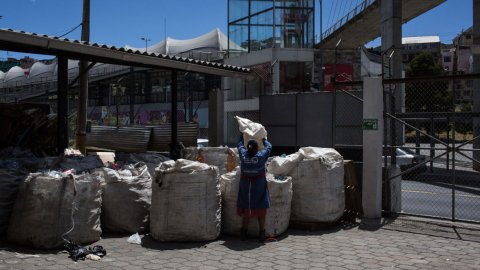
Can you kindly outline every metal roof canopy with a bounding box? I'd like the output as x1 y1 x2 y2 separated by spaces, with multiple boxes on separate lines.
0 29 255 80
0 28 254 154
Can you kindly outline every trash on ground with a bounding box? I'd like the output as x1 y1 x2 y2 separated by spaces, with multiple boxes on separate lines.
127 233 142 245
63 240 106 262
64 148 84 159
86 254 101 261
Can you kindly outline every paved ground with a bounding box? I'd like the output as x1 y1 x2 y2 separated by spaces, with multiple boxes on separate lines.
1 217 480 270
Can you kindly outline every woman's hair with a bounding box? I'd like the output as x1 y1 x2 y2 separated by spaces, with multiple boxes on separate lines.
247 139 259 157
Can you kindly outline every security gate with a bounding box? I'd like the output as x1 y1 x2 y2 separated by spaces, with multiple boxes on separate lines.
382 73 480 223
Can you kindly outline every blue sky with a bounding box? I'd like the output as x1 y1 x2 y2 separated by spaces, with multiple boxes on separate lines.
0 0 474 60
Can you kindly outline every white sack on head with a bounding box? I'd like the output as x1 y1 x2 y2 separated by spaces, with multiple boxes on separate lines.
288 147 345 223
235 116 267 150
267 153 304 176
151 159 221 242
220 168 292 237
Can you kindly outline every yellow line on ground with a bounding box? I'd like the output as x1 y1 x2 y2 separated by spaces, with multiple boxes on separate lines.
402 190 480 198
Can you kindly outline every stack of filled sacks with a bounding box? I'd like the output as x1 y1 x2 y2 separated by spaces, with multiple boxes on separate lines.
7 172 103 249
182 147 240 175
99 162 152 234
270 147 345 223
151 159 221 242
220 167 293 237
115 152 171 177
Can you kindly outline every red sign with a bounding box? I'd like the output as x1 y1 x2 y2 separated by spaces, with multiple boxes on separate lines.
323 64 353 91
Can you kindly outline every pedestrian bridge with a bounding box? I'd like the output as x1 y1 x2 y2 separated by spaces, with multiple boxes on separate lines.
319 0 447 50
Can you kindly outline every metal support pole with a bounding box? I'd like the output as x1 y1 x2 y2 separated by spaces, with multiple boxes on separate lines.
57 56 69 153
273 0 276 48
76 0 90 155
319 0 324 91
332 39 341 148
129 67 135 125
415 121 420 155
145 72 151 104
171 70 178 154
447 116 450 170
430 114 434 172
188 72 194 122
452 78 456 222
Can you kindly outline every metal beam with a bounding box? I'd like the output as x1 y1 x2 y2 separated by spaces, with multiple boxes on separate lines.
171 70 178 156
0 29 254 81
67 61 96 90
57 56 69 153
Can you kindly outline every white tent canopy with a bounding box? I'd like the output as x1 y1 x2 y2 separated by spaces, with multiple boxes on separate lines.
1 28 247 87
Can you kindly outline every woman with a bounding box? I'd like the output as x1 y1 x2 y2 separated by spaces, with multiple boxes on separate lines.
236 133 272 242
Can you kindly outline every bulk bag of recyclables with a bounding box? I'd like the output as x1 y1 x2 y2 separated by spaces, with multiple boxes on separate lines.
220 168 292 237
288 147 345 223
151 159 221 242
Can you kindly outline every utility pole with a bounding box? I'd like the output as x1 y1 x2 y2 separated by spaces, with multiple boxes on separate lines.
76 0 90 154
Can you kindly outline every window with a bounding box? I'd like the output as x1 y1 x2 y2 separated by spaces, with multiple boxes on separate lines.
466 80 473 87
408 44 414 50
463 91 471 97
402 45 406 50
432 52 437 58
423 43 431 49
430 43 438 48
415 44 422 50
466 35 472 39
402 54 407 61
444 56 451 62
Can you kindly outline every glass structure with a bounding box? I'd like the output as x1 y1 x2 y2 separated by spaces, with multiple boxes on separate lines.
228 0 315 57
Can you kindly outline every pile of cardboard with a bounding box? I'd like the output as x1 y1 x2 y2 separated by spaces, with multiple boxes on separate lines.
0 103 58 157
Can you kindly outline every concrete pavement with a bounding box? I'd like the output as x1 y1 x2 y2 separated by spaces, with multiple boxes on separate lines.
1 216 480 270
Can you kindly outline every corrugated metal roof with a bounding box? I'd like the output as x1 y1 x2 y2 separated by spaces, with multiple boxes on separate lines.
0 29 254 80
402 36 440 44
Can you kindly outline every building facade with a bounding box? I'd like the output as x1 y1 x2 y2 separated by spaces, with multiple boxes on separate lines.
226 0 315 100
401 36 441 66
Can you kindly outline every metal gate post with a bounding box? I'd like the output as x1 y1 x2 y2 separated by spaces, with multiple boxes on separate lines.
430 114 434 172
452 78 456 222
363 77 384 219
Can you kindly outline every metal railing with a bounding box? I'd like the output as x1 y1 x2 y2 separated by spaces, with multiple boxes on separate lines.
321 0 376 42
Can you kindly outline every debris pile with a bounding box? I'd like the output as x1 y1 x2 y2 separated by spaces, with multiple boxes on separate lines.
0 104 58 157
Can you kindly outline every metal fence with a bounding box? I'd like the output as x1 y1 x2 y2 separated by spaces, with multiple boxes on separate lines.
383 77 480 223
334 87 364 162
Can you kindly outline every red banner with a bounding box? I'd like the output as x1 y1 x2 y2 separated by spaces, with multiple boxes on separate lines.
323 64 353 91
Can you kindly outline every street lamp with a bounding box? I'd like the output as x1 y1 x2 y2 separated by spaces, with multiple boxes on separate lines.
141 38 152 52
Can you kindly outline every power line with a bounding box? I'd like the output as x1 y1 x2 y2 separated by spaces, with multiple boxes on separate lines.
49 24 82 36
58 23 82 38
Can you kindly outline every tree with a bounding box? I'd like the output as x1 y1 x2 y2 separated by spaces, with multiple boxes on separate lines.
457 102 473 141
405 53 452 113
405 53 453 136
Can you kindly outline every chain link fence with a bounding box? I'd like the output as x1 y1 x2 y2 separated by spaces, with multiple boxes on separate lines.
383 78 480 223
